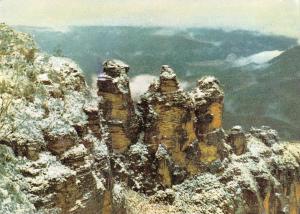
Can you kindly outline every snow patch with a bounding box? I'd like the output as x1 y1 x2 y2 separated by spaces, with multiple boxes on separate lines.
48 56 82 73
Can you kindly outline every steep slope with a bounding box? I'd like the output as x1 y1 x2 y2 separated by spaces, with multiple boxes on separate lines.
266 45 300 77
225 46 300 139
0 23 113 214
15 26 297 81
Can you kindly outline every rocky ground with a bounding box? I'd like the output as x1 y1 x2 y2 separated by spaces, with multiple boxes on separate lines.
0 24 299 214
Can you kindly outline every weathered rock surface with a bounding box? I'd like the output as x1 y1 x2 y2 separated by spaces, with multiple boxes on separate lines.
0 24 112 214
1 24 300 214
124 140 300 214
138 65 198 182
191 76 226 166
97 60 140 153
227 125 247 155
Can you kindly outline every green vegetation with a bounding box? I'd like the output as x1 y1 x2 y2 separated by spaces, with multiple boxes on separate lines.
225 46 300 139
16 26 296 81
0 24 91 147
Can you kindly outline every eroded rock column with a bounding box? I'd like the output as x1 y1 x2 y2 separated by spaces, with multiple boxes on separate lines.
97 60 139 153
191 76 226 165
139 65 197 184
227 126 247 155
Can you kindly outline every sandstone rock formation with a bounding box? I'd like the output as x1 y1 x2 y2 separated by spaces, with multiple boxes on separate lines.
191 76 226 166
97 60 140 153
0 24 113 214
0 24 300 214
227 125 247 155
138 65 198 181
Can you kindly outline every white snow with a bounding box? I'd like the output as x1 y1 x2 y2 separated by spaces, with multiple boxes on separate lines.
48 56 83 73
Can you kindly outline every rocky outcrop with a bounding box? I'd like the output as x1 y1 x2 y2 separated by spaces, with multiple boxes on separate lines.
124 137 300 214
227 125 247 155
84 105 101 139
1 24 300 214
100 62 300 214
97 60 140 153
138 66 198 182
190 76 226 165
0 24 113 214
17 139 112 214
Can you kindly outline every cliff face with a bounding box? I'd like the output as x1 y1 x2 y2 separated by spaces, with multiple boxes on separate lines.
97 60 140 153
0 24 300 214
139 65 198 183
0 23 112 214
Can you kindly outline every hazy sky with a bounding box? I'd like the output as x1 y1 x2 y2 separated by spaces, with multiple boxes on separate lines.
1 0 300 39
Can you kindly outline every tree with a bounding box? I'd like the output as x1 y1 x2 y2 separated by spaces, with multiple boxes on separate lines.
53 45 64 57
0 94 14 139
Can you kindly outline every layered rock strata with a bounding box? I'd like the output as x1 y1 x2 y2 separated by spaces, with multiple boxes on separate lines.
138 65 198 183
97 62 300 214
97 60 140 153
227 125 247 155
0 24 113 214
190 76 226 165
